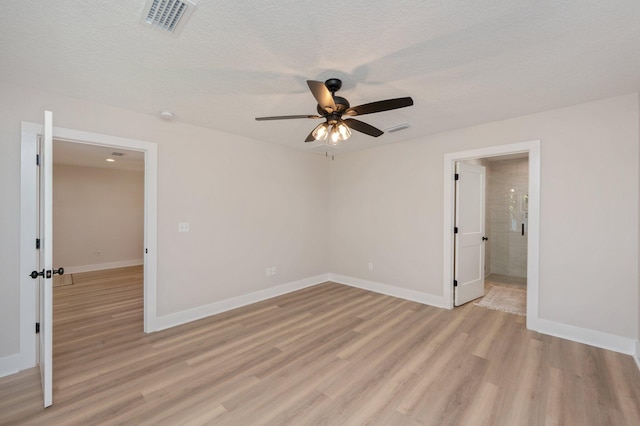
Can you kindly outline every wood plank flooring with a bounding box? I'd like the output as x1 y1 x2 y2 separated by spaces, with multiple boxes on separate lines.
1 267 640 425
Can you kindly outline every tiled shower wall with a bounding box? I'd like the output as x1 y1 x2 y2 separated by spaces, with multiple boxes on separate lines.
486 157 529 278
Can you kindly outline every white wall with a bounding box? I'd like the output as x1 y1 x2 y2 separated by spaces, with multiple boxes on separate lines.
1 82 638 366
53 164 144 272
0 83 330 359
330 94 639 340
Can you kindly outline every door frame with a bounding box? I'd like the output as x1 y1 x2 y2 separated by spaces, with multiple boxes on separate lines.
443 140 540 331
19 122 158 370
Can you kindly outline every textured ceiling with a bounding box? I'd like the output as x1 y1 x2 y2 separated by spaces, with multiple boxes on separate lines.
3 1 640 153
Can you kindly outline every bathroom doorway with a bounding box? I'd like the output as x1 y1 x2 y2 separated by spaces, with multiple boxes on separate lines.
443 140 540 330
453 154 529 314
484 155 529 290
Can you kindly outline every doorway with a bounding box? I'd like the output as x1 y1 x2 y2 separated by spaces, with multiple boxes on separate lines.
443 140 540 331
50 140 146 401
52 141 145 276
484 155 529 291
19 122 159 378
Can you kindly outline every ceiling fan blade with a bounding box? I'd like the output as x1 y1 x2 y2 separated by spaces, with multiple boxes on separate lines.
343 118 384 137
304 130 316 142
307 80 337 113
345 97 414 116
255 115 323 121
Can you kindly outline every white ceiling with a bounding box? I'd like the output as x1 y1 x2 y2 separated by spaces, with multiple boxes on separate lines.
3 1 640 154
53 140 145 171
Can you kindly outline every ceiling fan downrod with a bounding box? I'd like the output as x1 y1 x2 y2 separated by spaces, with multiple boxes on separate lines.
324 78 342 95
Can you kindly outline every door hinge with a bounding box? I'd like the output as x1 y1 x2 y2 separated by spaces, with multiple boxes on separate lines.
453 280 458 287
454 173 459 180
35 322 40 334
36 154 40 166
36 238 40 249
454 227 458 234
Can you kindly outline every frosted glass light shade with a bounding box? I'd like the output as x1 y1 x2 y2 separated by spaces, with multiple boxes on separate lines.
329 125 341 145
312 123 329 140
336 122 351 140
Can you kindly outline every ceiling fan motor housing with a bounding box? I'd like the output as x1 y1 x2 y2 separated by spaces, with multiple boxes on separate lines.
317 96 350 117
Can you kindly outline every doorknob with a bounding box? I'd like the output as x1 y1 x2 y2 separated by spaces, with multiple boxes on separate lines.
482 236 488 241
29 269 44 279
45 268 64 279
29 268 64 279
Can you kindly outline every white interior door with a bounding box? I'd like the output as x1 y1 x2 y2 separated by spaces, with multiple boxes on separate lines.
39 111 53 407
454 161 486 306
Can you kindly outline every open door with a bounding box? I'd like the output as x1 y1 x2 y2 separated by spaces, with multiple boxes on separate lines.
39 111 54 407
454 161 486 306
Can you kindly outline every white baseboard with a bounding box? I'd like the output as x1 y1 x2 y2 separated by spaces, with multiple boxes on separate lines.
330 274 639 358
64 259 143 274
0 353 21 378
151 274 331 332
9 269 638 377
329 273 449 309
535 318 636 355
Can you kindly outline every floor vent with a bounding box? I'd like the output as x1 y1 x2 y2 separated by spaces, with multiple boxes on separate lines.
53 273 74 288
141 0 196 37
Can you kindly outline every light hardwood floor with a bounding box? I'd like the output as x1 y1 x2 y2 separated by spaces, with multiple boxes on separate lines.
1 267 640 425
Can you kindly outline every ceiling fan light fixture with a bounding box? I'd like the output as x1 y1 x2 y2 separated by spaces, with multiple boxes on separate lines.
328 121 352 145
254 77 414 144
336 121 351 140
312 122 329 140
329 125 341 145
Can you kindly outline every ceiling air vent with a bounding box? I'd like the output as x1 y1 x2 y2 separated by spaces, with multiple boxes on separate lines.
385 123 410 133
141 0 196 37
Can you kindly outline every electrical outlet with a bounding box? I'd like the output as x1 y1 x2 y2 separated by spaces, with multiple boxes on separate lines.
96 249 102 256
266 267 272 277
272 266 277 275
368 262 374 271
178 222 190 233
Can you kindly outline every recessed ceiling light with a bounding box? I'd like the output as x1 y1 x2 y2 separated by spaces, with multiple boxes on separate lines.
106 158 116 162
159 111 175 121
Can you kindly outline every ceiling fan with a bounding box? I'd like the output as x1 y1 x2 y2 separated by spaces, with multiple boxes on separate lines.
255 78 414 145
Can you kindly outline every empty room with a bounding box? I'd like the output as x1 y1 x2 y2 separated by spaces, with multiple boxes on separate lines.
1 1 640 424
